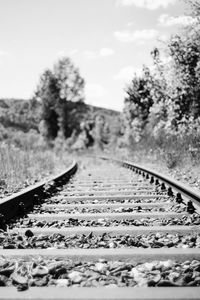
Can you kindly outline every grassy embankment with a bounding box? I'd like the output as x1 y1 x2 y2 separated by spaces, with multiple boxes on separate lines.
0 143 72 198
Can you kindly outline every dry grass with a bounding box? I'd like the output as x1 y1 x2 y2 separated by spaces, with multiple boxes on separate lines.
0 143 72 197
105 145 200 191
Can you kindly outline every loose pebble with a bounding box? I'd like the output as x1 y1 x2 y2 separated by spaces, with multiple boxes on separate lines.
1 232 200 249
8 213 200 229
0 257 200 288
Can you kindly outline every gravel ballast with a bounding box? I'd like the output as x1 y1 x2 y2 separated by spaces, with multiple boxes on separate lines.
44 196 170 205
0 257 200 289
1 231 200 249
31 204 186 214
8 213 200 229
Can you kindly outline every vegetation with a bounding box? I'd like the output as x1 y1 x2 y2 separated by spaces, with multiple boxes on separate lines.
34 57 85 140
0 143 67 197
0 98 40 132
1 0 200 194
121 0 200 168
0 57 120 194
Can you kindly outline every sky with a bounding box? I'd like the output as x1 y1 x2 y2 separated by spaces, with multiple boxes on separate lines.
0 0 191 111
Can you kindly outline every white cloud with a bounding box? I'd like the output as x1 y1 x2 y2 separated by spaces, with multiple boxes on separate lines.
85 83 121 110
117 0 176 10
99 48 114 56
114 29 158 43
114 66 142 82
158 14 198 27
85 83 108 99
83 48 114 60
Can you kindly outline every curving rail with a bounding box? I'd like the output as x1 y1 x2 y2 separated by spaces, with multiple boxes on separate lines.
0 160 78 221
101 156 200 213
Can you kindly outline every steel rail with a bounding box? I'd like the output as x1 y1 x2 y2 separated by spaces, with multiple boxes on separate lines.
101 156 200 206
1 156 200 299
0 161 78 221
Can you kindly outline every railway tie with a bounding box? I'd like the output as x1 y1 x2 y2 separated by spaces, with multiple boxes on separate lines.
0 157 200 299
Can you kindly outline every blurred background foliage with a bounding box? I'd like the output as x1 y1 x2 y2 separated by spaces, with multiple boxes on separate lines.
1 0 200 175
120 0 200 167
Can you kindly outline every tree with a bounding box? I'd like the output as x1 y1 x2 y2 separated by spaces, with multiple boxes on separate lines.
33 57 85 140
54 57 85 102
120 0 200 153
34 69 60 140
167 34 200 120
92 114 110 150
124 66 153 123
184 0 200 17
122 66 154 143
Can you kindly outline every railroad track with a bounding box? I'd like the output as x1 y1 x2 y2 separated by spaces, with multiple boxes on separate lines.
0 157 200 299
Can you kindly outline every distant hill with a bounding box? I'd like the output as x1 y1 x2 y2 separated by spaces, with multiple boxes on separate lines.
0 98 41 132
0 98 121 135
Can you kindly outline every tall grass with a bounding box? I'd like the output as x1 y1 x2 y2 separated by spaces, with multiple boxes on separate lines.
0 142 70 196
